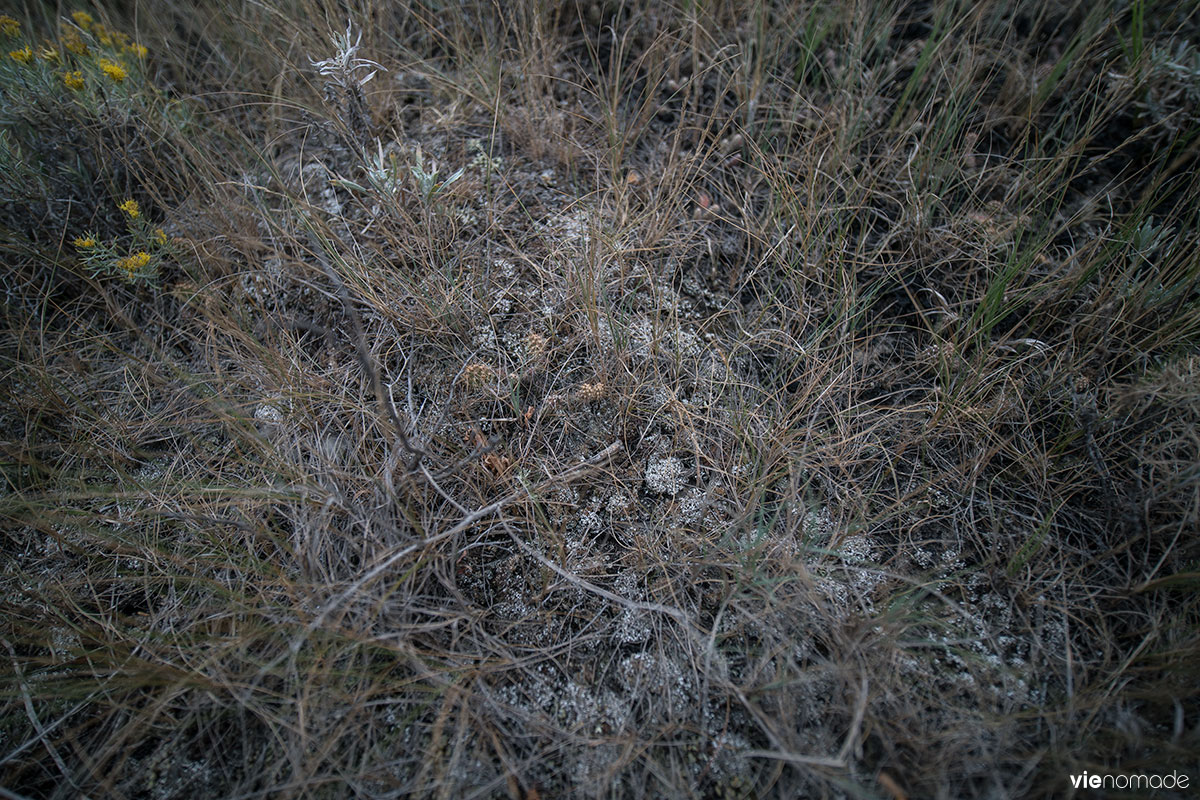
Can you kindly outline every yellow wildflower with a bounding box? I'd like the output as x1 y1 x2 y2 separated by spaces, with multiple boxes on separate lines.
73 236 96 248
125 42 147 58
71 11 94 30
99 58 126 83
111 31 130 49
1 15 20 38
63 30 89 56
118 198 139 218
9 46 33 64
94 24 112 46
117 251 151 275
154 228 168 245
41 43 61 62
63 70 85 90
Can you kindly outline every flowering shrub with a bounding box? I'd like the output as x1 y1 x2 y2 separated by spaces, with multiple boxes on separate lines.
0 10 189 288
71 198 176 285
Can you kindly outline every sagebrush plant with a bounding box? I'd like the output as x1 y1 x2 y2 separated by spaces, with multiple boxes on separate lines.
2 1 1199 799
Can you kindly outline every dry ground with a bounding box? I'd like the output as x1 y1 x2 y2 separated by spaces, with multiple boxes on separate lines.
2 1 1199 798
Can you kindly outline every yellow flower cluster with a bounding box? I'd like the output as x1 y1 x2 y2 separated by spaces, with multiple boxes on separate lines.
73 236 96 249
118 199 139 218
62 70 85 90
0 11 147 75
98 57 126 83
62 30 88 56
117 251 151 276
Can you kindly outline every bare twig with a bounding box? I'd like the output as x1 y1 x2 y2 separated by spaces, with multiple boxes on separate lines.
308 235 427 471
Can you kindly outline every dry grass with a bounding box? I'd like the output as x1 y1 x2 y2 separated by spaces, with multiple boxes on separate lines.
2 1 1199 798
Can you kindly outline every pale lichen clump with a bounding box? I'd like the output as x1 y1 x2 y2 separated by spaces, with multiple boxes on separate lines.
644 456 685 496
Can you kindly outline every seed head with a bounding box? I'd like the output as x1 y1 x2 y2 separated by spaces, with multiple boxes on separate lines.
522 331 548 360
461 362 495 390
577 381 606 403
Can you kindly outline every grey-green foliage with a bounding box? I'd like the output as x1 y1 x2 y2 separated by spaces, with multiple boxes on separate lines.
1134 40 1200 136
0 19 192 253
410 146 465 204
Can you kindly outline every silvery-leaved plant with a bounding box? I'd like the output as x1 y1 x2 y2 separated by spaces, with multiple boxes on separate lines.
309 21 384 90
310 22 383 146
363 139 404 195
411 146 465 204
330 140 401 196
330 141 464 208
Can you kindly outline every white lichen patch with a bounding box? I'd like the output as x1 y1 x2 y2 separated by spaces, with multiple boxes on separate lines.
135 457 168 482
839 534 877 563
470 323 498 352
254 403 285 424
576 494 604 532
605 492 633 517
253 393 294 434
542 208 591 249
49 626 81 664
613 570 642 600
670 327 704 358
677 487 708 524
495 662 629 738
646 384 676 409
564 526 606 574
578 507 602 531
644 456 686 496
614 608 653 644
616 651 694 717
492 258 517 280
550 486 579 527
802 507 836 541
